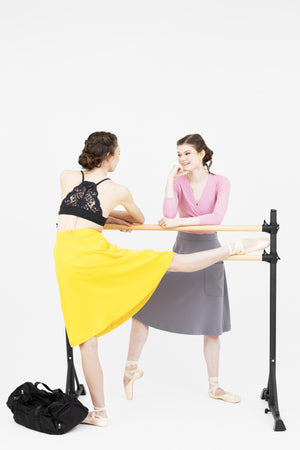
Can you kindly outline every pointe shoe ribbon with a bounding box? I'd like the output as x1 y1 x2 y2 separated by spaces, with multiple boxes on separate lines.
82 406 108 427
208 377 241 404
124 360 144 400
227 237 270 255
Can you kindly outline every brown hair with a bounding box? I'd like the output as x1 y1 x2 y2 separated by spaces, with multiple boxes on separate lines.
177 134 214 173
78 131 118 170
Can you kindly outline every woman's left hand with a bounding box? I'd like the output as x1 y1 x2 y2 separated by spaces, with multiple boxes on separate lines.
158 217 180 228
106 216 133 232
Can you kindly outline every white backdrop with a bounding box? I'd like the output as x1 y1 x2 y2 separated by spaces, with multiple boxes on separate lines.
1 1 299 449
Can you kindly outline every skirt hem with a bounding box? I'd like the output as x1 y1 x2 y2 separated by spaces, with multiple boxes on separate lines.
134 318 231 336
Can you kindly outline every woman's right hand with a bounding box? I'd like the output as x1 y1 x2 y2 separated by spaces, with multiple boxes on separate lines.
167 164 185 180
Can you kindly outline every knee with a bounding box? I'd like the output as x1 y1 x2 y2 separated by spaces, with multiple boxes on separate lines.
79 336 98 354
132 318 149 332
204 335 219 341
167 252 180 272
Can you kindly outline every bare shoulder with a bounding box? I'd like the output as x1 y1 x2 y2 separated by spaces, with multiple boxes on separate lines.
107 181 130 199
59 171 83 198
60 170 82 188
60 170 81 181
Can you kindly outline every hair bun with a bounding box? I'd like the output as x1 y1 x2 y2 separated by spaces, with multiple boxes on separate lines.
78 131 118 170
203 146 213 172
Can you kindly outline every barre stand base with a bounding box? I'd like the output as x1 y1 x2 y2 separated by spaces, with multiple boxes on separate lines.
261 209 286 431
261 381 286 432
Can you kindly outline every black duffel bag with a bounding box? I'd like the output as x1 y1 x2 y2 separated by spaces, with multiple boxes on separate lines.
7 381 89 434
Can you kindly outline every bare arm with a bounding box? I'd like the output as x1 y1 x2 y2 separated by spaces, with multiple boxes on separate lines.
120 188 145 224
108 209 138 223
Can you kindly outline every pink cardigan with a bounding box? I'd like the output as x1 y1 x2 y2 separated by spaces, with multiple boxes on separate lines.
163 173 230 233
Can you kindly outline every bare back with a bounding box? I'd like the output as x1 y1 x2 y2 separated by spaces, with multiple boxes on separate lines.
57 170 142 232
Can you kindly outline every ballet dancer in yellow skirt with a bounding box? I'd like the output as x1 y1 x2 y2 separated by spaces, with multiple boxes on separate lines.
54 131 269 427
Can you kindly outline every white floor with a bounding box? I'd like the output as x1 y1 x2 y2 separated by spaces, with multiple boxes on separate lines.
1 334 297 450
1 387 296 450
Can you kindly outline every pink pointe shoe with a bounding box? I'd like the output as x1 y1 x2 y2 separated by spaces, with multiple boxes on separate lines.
227 237 270 255
124 360 144 400
81 407 108 427
208 377 241 403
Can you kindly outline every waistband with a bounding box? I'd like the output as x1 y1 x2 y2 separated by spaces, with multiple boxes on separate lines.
176 231 218 241
56 228 103 241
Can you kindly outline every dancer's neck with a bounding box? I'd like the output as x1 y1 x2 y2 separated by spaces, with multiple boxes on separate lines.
187 166 208 183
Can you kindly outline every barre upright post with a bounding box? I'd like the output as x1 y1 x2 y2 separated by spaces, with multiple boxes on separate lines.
65 330 86 398
261 210 286 431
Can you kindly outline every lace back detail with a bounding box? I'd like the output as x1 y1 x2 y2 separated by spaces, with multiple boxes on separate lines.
63 182 101 214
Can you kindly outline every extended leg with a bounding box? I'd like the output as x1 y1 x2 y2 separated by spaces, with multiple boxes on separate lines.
168 238 269 272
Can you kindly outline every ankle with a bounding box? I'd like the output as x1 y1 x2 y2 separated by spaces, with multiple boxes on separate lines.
227 241 243 255
208 376 219 381
93 406 106 412
125 360 138 371
126 359 138 365
92 406 108 418
208 376 219 392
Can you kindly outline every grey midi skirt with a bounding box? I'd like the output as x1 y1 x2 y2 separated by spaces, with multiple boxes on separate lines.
134 232 231 335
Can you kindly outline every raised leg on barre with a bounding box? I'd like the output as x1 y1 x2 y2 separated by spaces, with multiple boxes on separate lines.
168 237 269 272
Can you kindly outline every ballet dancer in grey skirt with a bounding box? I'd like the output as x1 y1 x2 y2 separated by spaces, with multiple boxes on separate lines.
124 133 242 403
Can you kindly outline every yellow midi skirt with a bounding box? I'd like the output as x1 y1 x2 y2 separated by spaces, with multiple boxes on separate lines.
54 228 173 347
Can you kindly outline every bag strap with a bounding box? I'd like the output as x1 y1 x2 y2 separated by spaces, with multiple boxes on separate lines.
34 382 54 392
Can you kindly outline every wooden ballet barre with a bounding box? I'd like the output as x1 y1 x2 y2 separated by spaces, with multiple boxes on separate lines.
104 224 263 232
104 224 264 261
226 255 262 261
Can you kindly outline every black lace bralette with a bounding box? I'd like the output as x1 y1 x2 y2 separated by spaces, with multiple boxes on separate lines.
58 171 110 226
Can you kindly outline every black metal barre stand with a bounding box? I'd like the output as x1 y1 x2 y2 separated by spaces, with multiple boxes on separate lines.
65 329 86 398
64 209 286 431
261 210 286 431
